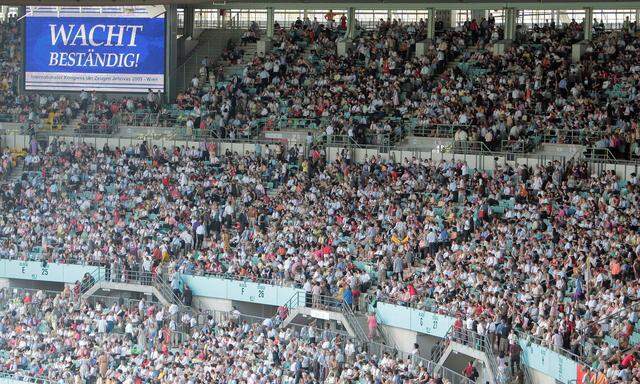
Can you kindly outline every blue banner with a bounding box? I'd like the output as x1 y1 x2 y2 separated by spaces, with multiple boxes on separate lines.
25 16 165 92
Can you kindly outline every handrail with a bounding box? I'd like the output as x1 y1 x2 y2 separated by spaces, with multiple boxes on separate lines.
430 326 452 362
370 309 397 350
0 371 54 384
341 299 369 343
522 363 535 384
514 329 589 368
449 328 506 384
367 339 475 384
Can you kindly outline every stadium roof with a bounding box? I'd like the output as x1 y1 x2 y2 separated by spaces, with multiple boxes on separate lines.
7 0 640 9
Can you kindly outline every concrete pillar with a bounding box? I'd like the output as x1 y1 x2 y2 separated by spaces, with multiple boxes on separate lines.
416 7 436 57
266 7 274 39
583 7 593 41
346 7 356 39
183 6 195 38
257 39 272 57
571 42 587 62
504 8 517 41
493 40 512 55
436 10 452 29
337 40 352 57
636 9 640 25
165 5 178 102
471 10 486 22
257 6 275 57
426 8 435 41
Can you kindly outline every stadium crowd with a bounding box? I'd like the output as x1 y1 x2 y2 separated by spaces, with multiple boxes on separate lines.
2 12 640 384
0 288 451 383
2 15 639 154
447 24 640 156
1 138 640 381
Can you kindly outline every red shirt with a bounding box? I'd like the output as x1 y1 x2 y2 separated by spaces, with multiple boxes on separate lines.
622 353 635 368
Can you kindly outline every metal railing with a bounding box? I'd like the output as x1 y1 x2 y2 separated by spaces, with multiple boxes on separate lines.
515 330 589 368
367 339 475 384
77 267 189 309
411 124 472 138
449 328 508 384
0 372 54 384
26 119 120 138
342 299 369 343
540 127 606 145
578 300 640 365
430 332 450 362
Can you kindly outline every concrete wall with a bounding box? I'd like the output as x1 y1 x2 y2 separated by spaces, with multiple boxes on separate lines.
1 133 30 150
530 367 558 384
233 301 277 318
384 325 418 353
192 296 233 312
417 333 442 358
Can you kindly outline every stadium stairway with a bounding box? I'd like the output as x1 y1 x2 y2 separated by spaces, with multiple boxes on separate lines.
178 28 248 88
80 267 194 314
221 43 257 78
353 309 399 349
82 279 173 306
433 328 504 384
280 291 369 342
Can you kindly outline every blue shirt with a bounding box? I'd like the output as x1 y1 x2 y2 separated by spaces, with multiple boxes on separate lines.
343 289 353 305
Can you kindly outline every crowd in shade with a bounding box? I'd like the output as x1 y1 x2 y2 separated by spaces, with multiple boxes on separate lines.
2 138 640 382
0 19 20 122
135 18 640 155
0 288 460 384
446 24 640 156
167 18 465 143
5 16 639 153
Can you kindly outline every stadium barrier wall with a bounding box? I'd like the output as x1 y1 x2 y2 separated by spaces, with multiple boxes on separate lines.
375 302 579 383
0 259 581 383
2 129 640 181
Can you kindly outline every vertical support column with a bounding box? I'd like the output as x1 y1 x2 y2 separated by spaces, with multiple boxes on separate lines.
346 7 356 40
583 7 593 41
416 8 435 57
258 7 274 57
183 6 195 38
436 10 452 29
471 10 486 21
504 8 517 41
426 8 435 41
266 7 274 39
221 9 227 29
494 8 515 55
387 10 392 21
165 5 178 103
636 9 640 26
339 7 356 57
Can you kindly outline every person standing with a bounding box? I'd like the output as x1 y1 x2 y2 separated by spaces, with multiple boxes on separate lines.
367 312 378 339
509 341 522 376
